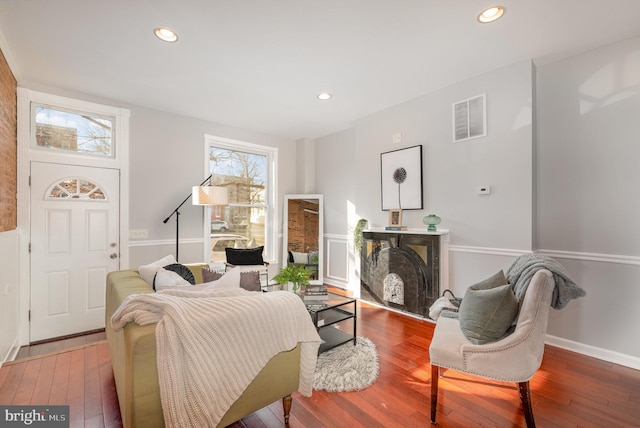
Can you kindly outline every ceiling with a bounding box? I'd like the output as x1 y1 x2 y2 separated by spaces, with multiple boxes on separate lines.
1 1 640 141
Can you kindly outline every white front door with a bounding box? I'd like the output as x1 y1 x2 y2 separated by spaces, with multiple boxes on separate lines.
30 162 120 342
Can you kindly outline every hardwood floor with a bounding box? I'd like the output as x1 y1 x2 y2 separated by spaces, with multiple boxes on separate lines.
14 330 107 360
1 339 120 428
2 301 639 427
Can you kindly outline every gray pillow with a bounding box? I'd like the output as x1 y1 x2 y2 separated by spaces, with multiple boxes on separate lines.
472 269 508 290
202 268 224 283
458 271 518 345
240 271 261 292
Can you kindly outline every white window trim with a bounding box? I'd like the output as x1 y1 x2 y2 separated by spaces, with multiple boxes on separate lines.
203 134 278 263
30 102 117 159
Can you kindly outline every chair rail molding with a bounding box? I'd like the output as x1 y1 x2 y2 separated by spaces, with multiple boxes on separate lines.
449 245 531 258
537 249 640 266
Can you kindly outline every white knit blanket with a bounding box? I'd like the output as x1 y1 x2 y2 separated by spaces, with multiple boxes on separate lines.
111 288 321 427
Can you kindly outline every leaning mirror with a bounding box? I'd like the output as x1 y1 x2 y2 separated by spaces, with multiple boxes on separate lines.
282 194 323 285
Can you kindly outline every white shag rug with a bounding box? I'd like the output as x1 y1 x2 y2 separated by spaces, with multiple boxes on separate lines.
313 336 379 392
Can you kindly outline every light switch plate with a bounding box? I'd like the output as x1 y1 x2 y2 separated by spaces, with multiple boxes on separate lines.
129 229 148 239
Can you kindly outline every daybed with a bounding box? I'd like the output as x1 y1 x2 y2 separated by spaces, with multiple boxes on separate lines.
105 263 320 428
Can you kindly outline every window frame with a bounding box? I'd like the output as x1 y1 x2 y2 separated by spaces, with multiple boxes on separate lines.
203 134 278 264
30 102 117 159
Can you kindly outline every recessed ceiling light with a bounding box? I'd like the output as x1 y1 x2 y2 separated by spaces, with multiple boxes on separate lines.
154 27 178 43
317 92 332 100
477 6 505 23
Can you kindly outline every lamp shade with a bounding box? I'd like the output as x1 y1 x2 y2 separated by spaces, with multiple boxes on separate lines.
192 185 228 206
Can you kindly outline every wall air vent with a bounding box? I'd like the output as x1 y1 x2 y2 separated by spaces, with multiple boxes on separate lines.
452 93 486 142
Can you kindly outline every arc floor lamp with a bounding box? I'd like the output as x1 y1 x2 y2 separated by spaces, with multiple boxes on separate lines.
163 174 228 261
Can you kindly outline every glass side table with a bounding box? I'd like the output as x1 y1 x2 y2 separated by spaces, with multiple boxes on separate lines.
304 292 357 354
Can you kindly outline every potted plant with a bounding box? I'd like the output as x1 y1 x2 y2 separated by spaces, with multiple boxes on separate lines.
272 265 313 293
354 218 368 254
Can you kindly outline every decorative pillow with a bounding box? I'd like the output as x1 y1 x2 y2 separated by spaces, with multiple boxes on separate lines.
240 271 261 292
203 267 242 290
202 268 224 283
471 270 509 290
225 246 264 265
139 255 177 286
163 263 196 285
153 269 191 291
458 271 519 345
291 251 308 264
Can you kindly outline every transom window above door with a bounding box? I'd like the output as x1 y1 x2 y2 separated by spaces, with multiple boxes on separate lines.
31 103 115 158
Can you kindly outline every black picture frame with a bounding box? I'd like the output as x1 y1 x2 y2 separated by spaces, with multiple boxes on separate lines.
380 145 423 210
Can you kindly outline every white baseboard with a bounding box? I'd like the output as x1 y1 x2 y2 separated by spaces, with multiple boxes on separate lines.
324 276 348 288
545 334 640 371
1 336 21 367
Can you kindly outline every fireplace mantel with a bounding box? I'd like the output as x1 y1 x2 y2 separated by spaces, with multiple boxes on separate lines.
360 229 449 319
365 227 450 236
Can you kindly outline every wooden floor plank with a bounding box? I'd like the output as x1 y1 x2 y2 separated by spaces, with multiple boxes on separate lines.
83 344 103 420
48 351 70 405
11 358 41 404
30 354 57 405
0 362 26 405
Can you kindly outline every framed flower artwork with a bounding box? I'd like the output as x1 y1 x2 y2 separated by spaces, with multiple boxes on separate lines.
380 145 423 210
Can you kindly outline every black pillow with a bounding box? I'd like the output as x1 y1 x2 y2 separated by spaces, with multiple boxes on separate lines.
163 263 196 285
225 246 264 265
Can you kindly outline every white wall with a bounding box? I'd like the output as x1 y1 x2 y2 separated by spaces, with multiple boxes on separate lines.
0 230 19 364
353 60 534 250
536 35 640 364
316 128 357 288
127 105 297 269
317 41 640 368
318 59 534 292
536 36 640 256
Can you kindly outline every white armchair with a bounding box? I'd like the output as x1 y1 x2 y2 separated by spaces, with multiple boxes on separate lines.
429 269 555 427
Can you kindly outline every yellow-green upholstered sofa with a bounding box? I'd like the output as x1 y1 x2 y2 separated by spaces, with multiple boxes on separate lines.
105 265 301 428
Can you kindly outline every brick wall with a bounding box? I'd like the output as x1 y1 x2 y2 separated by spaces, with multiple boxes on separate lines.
286 199 319 252
0 48 17 232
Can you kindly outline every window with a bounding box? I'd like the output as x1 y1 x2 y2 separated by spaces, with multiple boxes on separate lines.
46 177 106 200
205 135 277 264
31 103 115 158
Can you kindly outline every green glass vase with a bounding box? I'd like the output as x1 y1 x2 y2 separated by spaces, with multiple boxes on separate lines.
423 214 441 231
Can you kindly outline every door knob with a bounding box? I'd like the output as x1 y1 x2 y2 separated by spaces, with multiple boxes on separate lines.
110 253 118 259
110 242 117 247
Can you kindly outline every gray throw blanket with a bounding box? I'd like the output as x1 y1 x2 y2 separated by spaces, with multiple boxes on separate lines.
507 253 586 309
